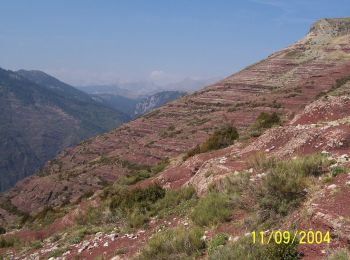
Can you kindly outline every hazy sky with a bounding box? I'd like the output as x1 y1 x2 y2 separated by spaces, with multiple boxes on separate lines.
1 0 350 85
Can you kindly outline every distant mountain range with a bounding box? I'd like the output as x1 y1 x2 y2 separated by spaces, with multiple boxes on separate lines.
76 77 217 99
0 68 128 191
91 90 186 118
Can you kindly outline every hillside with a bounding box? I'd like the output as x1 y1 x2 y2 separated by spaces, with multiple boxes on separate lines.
1 18 350 259
0 69 128 191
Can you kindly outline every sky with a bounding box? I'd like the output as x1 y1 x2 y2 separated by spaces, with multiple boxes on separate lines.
1 0 350 86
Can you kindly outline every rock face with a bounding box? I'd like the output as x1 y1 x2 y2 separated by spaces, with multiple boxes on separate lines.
92 90 186 118
0 69 128 191
3 18 350 214
133 91 186 117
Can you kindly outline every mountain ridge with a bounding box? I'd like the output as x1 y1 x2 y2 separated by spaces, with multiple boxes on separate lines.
0 68 128 191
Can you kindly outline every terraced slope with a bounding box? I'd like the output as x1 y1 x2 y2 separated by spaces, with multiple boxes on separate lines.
3 18 350 215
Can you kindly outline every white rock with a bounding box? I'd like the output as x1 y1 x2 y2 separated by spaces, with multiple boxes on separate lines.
95 232 103 239
327 184 337 190
103 242 109 247
233 236 240 242
78 241 90 254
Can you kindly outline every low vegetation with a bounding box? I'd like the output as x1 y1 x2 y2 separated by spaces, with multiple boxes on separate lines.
184 125 239 160
252 153 331 226
207 233 229 255
118 158 169 185
191 192 231 226
249 112 281 137
137 226 205 260
209 236 300 260
106 184 197 228
327 248 350 260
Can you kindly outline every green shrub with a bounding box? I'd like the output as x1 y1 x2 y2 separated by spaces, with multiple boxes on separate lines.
209 236 300 260
331 166 346 177
249 152 277 171
255 154 330 225
109 184 166 228
31 240 43 249
110 184 166 212
118 158 170 185
249 112 281 137
207 233 229 255
327 248 350 260
137 227 205 260
152 186 197 217
0 226 6 234
191 192 232 226
255 112 281 129
185 125 239 159
0 236 18 248
48 247 67 258
127 208 149 228
76 206 103 226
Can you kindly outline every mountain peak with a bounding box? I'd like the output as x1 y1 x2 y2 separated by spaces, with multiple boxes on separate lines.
309 17 350 37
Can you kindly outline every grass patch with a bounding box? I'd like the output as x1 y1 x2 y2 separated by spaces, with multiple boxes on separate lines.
137 226 205 260
207 233 229 255
253 153 331 226
0 236 18 248
191 192 232 227
108 185 197 228
327 248 350 260
331 165 347 177
209 236 300 260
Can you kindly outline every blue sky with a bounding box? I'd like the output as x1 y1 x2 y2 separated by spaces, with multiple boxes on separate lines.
1 0 350 85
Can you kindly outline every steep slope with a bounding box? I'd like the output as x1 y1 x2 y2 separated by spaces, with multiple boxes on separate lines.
3 17 350 214
0 69 128 191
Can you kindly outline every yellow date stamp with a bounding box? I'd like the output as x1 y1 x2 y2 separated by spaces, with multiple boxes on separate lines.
252 230 331 245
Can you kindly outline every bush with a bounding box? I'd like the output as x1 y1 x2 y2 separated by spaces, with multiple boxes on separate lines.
76 206 103 226
255 154 330 225
137 227 205 260
118 158 170 185
209 236 300 260
331 166 347 177
201 125 239 151
185 125 239 159
0 236 17 248
255 112 281 129
207 233 229 255
152 186 197 217
110 184 166 212
249 112 280 137
0 226 6 234
109 184 166 228
191 192 232 226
